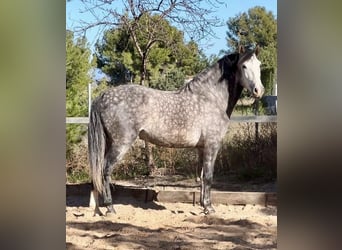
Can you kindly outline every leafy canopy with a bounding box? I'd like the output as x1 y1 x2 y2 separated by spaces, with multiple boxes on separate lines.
226 6 277 95
95 14 208 88
66 30 94 117
66 30 94 149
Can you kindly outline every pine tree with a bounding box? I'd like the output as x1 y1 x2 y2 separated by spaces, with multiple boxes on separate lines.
66 30 93 150
95 15 208 89
226 6 277 95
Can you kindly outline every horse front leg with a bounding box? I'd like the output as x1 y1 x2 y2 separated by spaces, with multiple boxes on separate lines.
196 148 204 182
200 145 220 214
201 163 215 214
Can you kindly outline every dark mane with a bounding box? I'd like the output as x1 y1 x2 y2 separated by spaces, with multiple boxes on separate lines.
218 53 239 82
221 49 256 117
178 49 256 94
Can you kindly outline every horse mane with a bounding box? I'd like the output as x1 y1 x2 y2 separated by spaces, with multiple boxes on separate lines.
225 49 256 117
176 63 218 93
177 49 256 96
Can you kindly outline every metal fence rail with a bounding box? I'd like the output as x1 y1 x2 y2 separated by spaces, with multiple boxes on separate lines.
67 83 277 125
66 115 277 124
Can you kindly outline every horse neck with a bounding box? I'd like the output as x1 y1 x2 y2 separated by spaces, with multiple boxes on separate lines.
181 63 229 102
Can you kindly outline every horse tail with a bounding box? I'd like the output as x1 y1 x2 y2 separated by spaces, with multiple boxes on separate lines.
88 104 106 195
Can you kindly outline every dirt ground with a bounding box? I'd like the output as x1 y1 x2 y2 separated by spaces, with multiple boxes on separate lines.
66 190 277 250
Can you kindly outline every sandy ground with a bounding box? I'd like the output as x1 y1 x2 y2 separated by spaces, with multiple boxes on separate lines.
66 195 277 250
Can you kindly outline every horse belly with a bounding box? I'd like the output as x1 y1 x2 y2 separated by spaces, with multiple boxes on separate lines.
138 127 200 148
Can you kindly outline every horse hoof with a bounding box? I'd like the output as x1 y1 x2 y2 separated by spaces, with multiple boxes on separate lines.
204 206 216 215
105 211 116 217
106 205 116 215
106 206 116 216
93 207 104 217
93 211 104 217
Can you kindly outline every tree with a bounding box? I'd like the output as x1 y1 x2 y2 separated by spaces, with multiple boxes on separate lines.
95 16 207 87
77 0 223 85
226 6 277 95
66 30 94 149
66 30 94 116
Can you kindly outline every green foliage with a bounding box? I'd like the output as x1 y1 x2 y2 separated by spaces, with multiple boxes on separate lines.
95 14 208 87
66 134 91 183
226 6 277 52
66 30 93 155
66 30 93 114
149 68 185 91
95 27 134 85
226 6 277 95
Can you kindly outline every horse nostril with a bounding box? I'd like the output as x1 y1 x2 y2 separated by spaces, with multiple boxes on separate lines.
253 87 258 95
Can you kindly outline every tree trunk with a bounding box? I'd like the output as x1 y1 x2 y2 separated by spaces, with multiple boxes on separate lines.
140 54 147 86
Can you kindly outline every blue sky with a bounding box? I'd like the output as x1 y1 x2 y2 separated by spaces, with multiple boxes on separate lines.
66 0 277 57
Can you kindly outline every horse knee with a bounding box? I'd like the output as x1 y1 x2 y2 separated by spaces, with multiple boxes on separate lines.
203 170 213 185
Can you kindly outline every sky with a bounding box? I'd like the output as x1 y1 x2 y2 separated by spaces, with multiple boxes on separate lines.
66 0 277 57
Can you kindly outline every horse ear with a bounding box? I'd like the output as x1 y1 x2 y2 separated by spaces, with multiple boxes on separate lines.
255 45 260 56
238 45 245 54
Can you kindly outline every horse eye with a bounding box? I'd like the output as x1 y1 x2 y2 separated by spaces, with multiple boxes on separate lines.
242 65 247 69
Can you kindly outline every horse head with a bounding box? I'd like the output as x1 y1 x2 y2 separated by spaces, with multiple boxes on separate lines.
237 45 265 99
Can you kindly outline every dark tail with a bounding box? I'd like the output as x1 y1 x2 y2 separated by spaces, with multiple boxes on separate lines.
88 105 106 195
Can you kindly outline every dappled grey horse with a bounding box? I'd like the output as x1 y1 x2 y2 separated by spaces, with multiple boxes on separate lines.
88 46 264 216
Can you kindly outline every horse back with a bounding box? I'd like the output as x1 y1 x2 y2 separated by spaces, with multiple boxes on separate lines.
95 84 228 147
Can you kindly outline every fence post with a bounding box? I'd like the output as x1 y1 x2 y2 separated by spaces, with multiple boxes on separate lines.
254 100 259 142
88 83 92 118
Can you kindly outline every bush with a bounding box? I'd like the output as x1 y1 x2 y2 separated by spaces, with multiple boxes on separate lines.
66 122 277 183
220 122 277 181
149 69 185 91
66 133 90 183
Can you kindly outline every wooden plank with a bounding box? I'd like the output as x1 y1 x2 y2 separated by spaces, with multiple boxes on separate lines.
265 192 277 206
156 190 277 206
66 183 92 196
66 184 277 207
114 185 148 201
156 190 195 203
211 191 266 205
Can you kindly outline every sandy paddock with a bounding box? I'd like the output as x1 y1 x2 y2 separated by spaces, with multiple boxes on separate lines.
66 192 276 249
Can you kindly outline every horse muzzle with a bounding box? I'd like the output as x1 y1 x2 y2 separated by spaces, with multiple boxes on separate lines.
252 85 265 99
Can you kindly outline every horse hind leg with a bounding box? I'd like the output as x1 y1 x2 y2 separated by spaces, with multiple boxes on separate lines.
102 142 134 216
90 186 104 216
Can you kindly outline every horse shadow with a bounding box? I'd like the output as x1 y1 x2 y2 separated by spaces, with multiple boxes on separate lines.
66 216 277 249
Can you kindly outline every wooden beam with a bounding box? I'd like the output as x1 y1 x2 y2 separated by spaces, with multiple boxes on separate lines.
66 184 277 207
156 190 277 206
